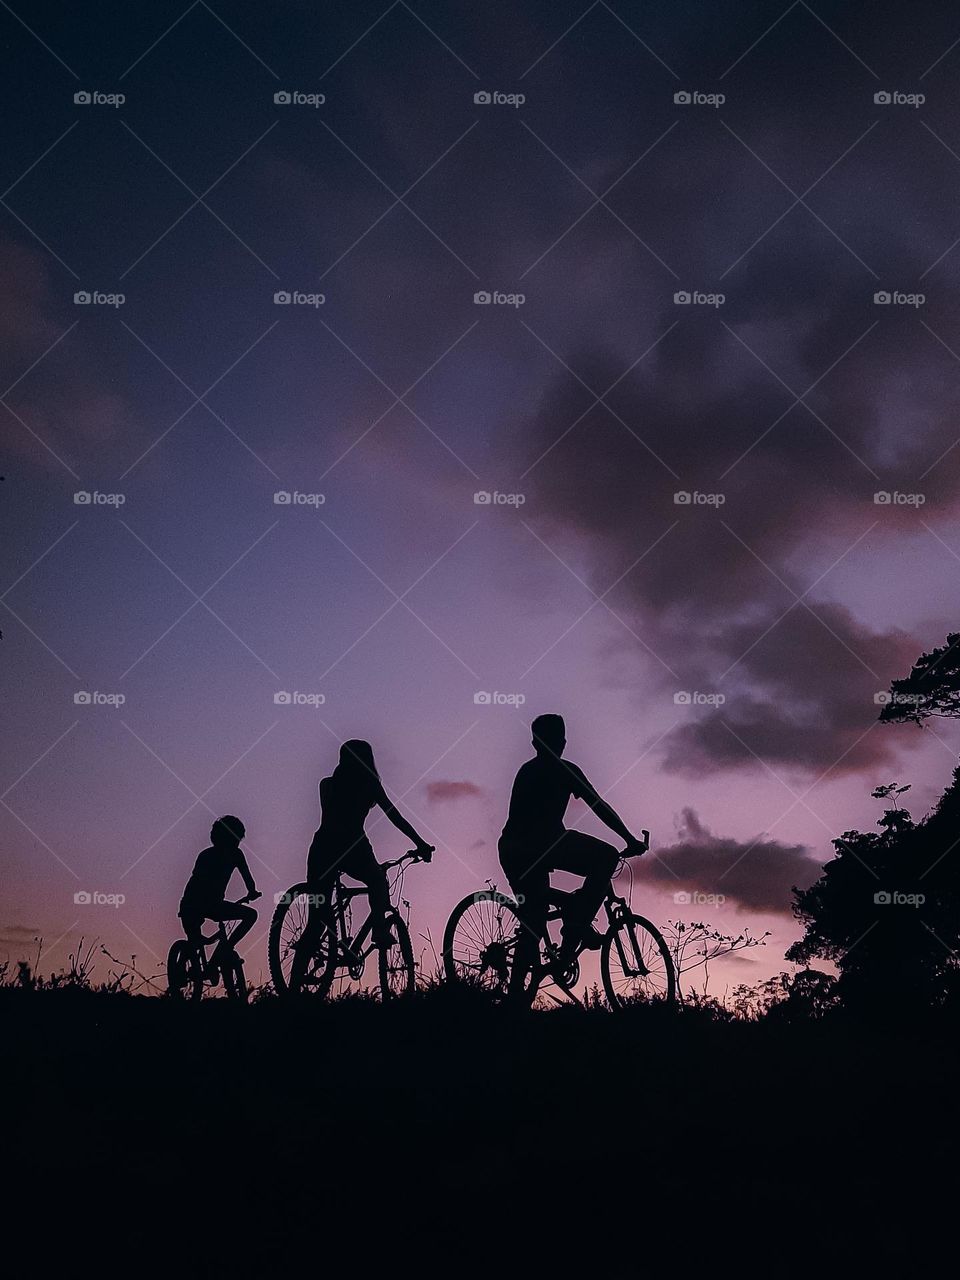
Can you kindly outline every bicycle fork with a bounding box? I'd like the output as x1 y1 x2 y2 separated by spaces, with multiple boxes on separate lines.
605 899 651 978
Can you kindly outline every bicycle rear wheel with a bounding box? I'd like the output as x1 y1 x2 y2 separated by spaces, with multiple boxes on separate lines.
443 890 532 1000
269 884 337 997
167 940 202 1002
601 913 676 1008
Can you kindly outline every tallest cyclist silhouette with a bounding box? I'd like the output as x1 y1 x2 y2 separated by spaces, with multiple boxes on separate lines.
499 713 647 999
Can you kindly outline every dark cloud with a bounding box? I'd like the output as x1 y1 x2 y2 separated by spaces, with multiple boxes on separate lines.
637 808 821 914
425 780 484 804
518 211 960 774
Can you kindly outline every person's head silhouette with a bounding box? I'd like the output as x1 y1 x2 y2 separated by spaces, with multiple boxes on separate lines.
333 739 381 800
211 815 245 848
531 713 566 758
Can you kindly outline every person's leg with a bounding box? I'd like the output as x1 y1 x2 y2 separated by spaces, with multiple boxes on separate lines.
550 831 620 956
499 838 549 1001
340 840 392 948
179 910 203 947
207 901 258 948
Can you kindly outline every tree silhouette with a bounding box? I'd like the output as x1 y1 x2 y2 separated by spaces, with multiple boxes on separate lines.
879 632 960 725
787 778 960 1011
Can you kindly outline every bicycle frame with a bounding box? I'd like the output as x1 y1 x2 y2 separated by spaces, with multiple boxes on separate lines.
192 919 234 981
534 883 650 977
320 851 417 970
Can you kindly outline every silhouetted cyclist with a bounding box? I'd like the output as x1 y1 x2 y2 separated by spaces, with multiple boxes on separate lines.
179 816 261 978
499 714 647 999
300 740 433 963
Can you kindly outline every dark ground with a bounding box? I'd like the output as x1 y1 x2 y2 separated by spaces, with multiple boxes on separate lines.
3 988 956 1276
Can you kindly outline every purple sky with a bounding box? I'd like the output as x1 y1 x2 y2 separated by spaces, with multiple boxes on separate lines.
3 0 960 996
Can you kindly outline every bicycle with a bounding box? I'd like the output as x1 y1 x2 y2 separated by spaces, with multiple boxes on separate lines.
269 849 430 1000
442 841 675 1008
166 892 261 1003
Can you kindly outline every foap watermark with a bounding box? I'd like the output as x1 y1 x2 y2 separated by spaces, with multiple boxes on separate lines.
274 90 325 107
74 490 125 506
674 290 725 308
274 690 325 707
274 290 325 307
674 691 726 707
874 890 925 906
674 90 725 108
74 90 125 107
474 290 525 308
674 490 725 506
275 890 327 906
874 90 924 108
874 690 925 708
274 490 325 507
673 890 726 906
874 290 924 307
474 890 525 906
474 90 525 108
74 290 125 307
74 890 126 907
74 690 125 708
474 691 526 707
873 490 925 506
474 490 525 506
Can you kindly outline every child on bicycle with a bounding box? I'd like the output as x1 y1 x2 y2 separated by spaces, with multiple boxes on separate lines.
305 740 433 951
179 815 261 977
499 714 647 997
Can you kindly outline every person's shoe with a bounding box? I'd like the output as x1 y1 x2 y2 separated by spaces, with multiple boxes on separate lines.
579 925 605 952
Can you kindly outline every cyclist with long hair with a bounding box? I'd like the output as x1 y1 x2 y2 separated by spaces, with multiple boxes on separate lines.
292 741 433 987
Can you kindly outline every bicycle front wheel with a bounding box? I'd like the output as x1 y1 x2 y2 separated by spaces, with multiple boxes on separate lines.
378 911 415 999
269 884 337 997
167 940 202 1002
601 913 676 1008
221 952 249 1003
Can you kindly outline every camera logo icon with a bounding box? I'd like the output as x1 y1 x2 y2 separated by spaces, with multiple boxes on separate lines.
673 491 691 504
274 290 291 304
673 290 691 304
73 491 92 504
74 691 92 704
874 690 893 705
74 291 92 305
74 890 92 904
873 491 892 504
673 890 692 904
474 291 492 305
273 491 292 504
874 890 892 904
274 91 292 105
874 91 892 105
673 691 692 705
874 291 891 304
474 691 492 704
674 91 691 105
474 91 491 105
74 91 91 105
274 691 292 705
474 490 492 504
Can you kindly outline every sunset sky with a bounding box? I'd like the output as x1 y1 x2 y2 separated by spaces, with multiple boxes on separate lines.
3 0 960 995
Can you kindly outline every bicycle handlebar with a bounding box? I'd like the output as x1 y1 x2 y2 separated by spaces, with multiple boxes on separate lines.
382 846 435 870
621 829 650 856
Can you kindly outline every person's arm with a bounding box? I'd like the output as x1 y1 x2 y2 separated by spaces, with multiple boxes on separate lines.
572 767 644 847
376 787 434 854
236 849 259 897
